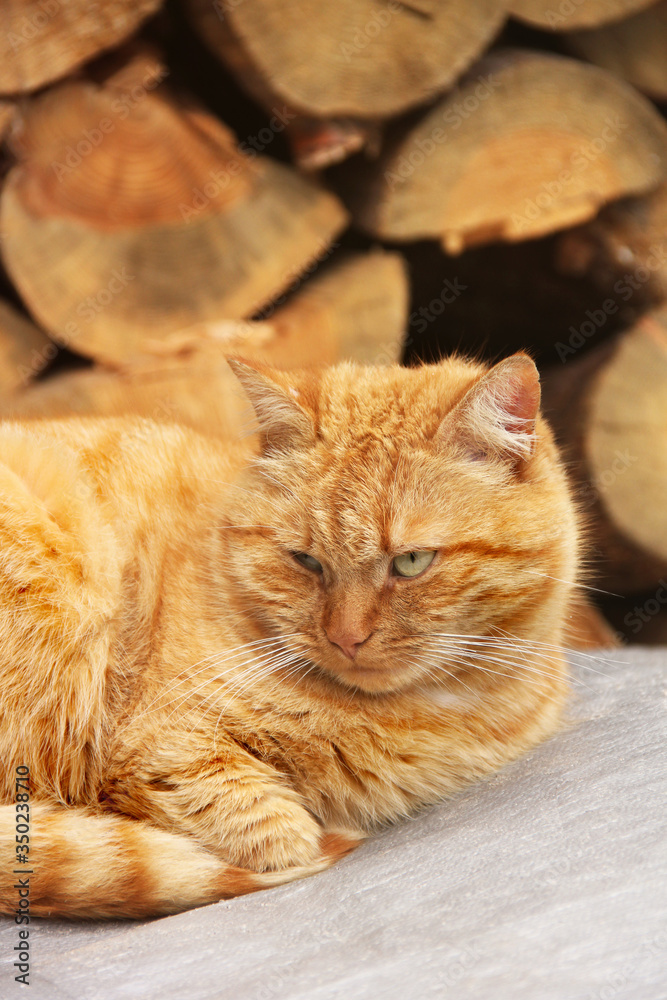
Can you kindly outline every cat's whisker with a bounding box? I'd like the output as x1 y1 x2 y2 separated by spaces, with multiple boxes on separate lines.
485 626 620 672
483 626 620 661
210 648 308 751
468 657 578 688
421 642 527 679
409 653 480 700
436 647 595 692
178 641 308 722
199 640 308 706
425 630 619 673
433 649 548 686
430 641 560 662
184 649 306 737
123 635 304 732
119 642 280 727
194 655 294 723
267 658 317 704
185 635 303 691
225 651 309 702
524 570 622 599
418 636 595 690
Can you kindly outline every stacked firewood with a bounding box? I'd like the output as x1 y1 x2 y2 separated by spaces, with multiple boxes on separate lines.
1 0 667 641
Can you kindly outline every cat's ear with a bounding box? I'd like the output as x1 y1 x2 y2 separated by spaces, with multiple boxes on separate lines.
437 354 540 467
227 357 315 455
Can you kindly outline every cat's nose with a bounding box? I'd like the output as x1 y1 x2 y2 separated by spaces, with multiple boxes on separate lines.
325 627 373 661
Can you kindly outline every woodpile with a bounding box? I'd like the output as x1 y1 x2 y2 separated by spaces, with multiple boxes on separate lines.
1 1 667 644
1 48 348 364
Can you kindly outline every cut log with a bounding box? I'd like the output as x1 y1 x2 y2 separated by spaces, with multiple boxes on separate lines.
0 50 348 366
338 50 667 253
565 0 667 102
136 248 409 369
508 0 658 30
259 249 409 367
0 0 162 95
186 0 506 120
0 250 407 437
0 299 56 394
554 185 667 308
543 309 667 594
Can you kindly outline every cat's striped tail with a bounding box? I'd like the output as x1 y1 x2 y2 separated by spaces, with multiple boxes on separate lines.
0 803 360 919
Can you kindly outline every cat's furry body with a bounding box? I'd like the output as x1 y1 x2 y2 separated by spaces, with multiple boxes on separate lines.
0 355 579 918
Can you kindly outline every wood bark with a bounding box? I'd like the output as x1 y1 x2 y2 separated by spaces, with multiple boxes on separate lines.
286 117 379 172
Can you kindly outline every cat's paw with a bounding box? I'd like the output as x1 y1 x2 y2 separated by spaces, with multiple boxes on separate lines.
231 793 323 872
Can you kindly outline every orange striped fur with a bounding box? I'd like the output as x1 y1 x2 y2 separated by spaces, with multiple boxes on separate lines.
0 355 580 918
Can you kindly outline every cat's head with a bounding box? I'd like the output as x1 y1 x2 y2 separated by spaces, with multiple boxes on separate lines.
222 355 578 695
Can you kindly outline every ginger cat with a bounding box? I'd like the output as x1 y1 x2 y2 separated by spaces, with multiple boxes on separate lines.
0 353 580 919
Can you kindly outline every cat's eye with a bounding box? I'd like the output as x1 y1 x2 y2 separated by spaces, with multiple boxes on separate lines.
292 551 323 574
392 550 437 578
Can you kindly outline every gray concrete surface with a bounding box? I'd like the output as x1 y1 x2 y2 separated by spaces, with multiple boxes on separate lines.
2 647 666 1000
